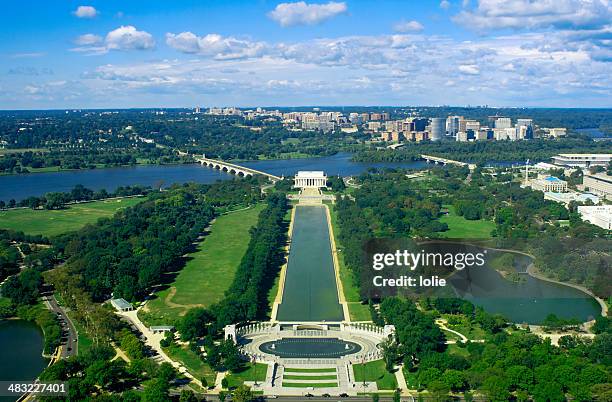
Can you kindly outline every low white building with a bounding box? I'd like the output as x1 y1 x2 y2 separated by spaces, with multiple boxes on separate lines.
582 173 612 200
551 153 612 168
529 175 568 192
577 205 612 230
294 171 327 189
110 298 134 312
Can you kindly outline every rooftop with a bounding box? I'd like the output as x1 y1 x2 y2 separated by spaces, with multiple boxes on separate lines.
110 298 133 310
295 171 326 178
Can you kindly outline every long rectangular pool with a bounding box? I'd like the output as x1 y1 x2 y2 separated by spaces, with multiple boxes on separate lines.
276 206 345 322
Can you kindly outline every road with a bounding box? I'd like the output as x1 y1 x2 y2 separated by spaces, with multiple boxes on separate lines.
203 397 410 402
42 292 78 358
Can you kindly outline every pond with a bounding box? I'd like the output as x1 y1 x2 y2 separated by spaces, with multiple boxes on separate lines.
0 320 48 401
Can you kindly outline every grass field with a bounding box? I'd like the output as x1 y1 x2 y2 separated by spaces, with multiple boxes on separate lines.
0 197 144 237
282 382 338 388
439 204 496 238
353 360 397 390
163 343 216 383
225 363 268 388
284 367 336 373
283 374 338 380
140 204 264 326
326 203 371 322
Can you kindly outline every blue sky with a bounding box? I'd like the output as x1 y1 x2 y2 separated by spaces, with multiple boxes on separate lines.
1 0 611 109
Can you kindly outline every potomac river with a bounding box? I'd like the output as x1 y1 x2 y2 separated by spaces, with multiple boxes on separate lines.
0 152 427 202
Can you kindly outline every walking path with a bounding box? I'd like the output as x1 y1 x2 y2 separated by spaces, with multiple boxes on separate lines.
116 307 204 389
435 318 485 344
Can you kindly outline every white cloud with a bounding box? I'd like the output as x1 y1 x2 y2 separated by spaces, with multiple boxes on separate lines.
106 26 155 51
393 20 424 33
440 0 451 10
268 1 347 27
71 26 154 54
74 34 103 46
74 6 98 18
454 0 612 32
166 32 267 59
458 64 480 74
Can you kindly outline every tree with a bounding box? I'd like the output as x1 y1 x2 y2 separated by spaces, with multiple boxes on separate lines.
428 380 451 402
221 377 228 389
481 376 510 402
371 394 380 402
218 391 227 402
233 385 254 402
201 376 208 388
179 389 198 402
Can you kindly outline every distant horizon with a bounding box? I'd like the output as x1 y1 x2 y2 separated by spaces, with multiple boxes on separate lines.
1 105 612 112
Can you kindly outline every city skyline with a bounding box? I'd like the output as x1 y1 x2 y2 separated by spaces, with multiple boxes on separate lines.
1 0 611 109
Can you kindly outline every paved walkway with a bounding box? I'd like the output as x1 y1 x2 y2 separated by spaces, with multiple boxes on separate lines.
116 307 204 388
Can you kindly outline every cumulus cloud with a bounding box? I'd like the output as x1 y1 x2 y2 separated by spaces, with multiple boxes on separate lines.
73 5 98 18
165 32 267 59
454 0 612 32
106 26 155 50
440 0 451 10
393 20 424 33
268 1 347 27
71 26 154 54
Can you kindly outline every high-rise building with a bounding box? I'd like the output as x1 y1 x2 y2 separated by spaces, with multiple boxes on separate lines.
430 118 445 141
495 117 512 129
446 115 462 136
516 118 534 139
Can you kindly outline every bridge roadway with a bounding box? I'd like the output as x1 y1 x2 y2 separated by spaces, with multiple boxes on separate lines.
421 154 476 170
196 156 282 181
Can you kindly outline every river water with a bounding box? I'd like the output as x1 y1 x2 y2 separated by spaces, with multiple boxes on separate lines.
0 320 48 401
0 153 426 202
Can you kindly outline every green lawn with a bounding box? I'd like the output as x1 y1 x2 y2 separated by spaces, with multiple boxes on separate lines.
283 374 338 380
282 382 338 388
0 197 144 237
353 360 397 390
326 203 371 321
140 204 264 326
164 343 216 384
284 367 336 373
225 363 268 388
439 204 496 238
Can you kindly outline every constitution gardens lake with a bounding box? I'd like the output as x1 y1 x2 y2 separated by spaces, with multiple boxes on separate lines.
0 320 48 400
434 244 603 324
0 152 426 202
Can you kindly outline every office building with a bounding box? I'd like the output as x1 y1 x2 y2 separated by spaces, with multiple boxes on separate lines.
430 118 445 141
551 154 612 168
577 205 612 230
582 173 612 200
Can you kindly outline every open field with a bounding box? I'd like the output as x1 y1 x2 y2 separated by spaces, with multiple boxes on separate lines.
140 204 264 326
163 343 216 383
0 197 144 237
439 204 496 238
326 203 371 322
225 362 268 388
353 360 397 390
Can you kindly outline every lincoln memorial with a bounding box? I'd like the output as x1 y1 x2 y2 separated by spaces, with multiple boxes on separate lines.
294 171 327 189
